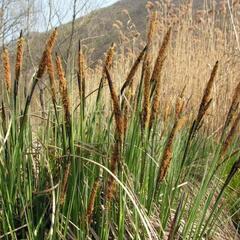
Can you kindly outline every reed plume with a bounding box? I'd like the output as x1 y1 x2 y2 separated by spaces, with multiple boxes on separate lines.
150 28 171 85
14 31 24 101
180 62 218 168
78 40 86 111
120 45 147 134
46 51 56 103
175 86 186 118
55 54 72 204
120 45 147 95
220 112 240 157
96 43 116 103
55 54 73 206
56 54 71 127
142 57 152 129
60 162 71 204
195 61 219 130
104 67 123 203
149 29 171 128
86 169 103 224
156 100 184 190
156 120 178 187
2 47 11 93
141 11 158 129
221 80 240 139
175 97 185 118
20 29 58 130
104 43 115 71
37 28 58 79
164 103 171 122
101 43 116 86
105 67 123 143
105 142 120 202
146 11 157 50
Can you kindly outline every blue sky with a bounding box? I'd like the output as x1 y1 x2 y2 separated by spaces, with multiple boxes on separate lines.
101 0 119 7
37 0 119 31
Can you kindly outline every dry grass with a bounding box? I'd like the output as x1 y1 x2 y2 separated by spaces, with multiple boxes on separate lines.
2 48 11 94
0 1 240 239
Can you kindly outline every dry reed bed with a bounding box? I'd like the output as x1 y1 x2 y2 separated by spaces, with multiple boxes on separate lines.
1 1 238 131
40 3 239 136
0 1 240 239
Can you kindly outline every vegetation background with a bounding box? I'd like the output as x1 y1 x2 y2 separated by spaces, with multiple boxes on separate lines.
0 0 240 239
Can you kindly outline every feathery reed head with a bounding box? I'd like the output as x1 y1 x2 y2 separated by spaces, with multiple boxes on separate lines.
37 28 58 79
175 87 186 118
151 27 171 84
47 28 58 53
141 12 160 130
105 66 123 142
121 44 147 95
222 80 240 137
2 47 11 93
105 42 116 70
196 61 219 128
164 103 171 122
221 112 240 157
104 66 123 204
60 162 71 205
78 40 86 101
46 51 56 102
86 174 102 224
149 56 167 128
78 43 85 71
202 61 218 103
147 11 158 47
106 142 120 202
56 54 67 99
157 114 183 186
15 32 24 83
56 54 71 124
142 56 152 130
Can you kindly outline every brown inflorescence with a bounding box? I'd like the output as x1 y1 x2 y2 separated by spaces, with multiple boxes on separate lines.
221 112 240 157
55 54 71 125
78 41 86 102
195 61 219 129
37 28 58 79
15 34 24 84
150 28 171 129
221 80 240 138
142 56 152 129
46 52 56 103
86 177 101 224
105 67 123 143
2 48 11 93
156 100 184 188
105 142 120 202
121 45 147 95
141 11 158 130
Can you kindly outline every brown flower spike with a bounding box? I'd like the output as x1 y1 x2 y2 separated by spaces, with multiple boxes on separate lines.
2 48 11 93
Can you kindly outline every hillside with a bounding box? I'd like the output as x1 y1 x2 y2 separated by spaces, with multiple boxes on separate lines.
1 0 240 239
27 0 148 64
26 0 222 66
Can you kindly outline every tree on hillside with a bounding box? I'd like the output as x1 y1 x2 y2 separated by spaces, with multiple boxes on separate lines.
0 0 38 45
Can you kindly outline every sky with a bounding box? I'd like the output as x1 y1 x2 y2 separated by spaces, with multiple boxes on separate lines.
37 0 119 32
